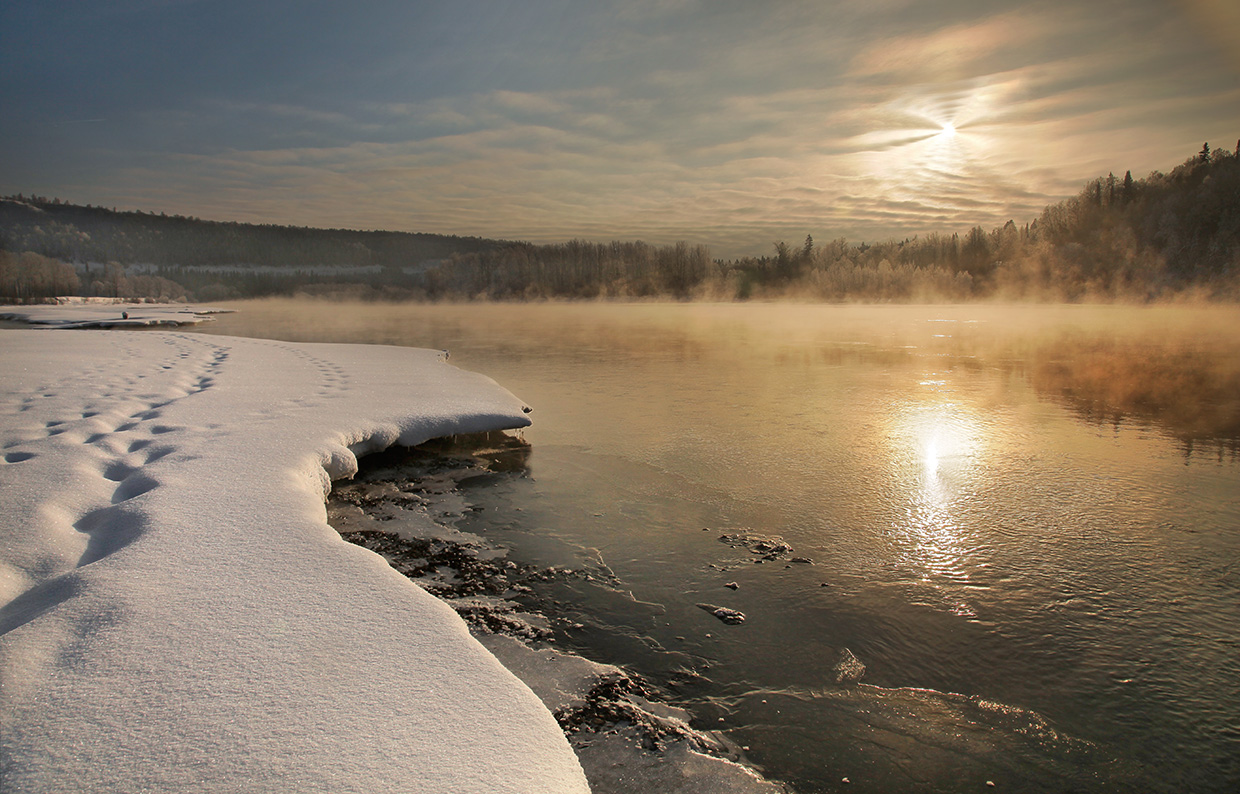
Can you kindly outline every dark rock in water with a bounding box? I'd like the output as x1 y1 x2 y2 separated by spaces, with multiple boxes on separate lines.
697 603 746 624
718 532 794 560
790 557 813 564
724 582 739 590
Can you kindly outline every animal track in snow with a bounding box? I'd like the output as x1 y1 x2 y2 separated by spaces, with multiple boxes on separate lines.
71 438 176 565
110 474 159 504
103 462 139 482
2 333 237 581
74 505 148 567
39 335 235 569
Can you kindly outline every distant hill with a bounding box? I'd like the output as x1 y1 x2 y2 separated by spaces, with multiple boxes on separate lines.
0 198 505 270
0 198 513 301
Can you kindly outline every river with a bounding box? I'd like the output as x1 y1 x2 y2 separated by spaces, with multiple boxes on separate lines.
194 300 1240 794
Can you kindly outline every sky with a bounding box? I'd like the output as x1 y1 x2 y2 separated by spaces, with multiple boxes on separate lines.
2 0 1238 257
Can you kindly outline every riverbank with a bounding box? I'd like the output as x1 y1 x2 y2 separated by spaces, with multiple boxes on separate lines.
0 301 228 328
327 433 789 793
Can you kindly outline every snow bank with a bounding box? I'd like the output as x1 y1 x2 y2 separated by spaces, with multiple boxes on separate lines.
0 329 588 793
0 303 225 328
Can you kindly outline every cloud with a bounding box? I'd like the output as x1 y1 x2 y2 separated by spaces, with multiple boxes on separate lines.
1176 0 1240 71
4 0 1236 258
847 12 1046 81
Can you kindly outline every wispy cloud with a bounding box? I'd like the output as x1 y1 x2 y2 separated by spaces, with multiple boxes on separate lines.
847 12 1045 81
2 0 1236 256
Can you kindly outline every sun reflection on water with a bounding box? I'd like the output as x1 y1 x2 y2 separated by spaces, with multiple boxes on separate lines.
888 376 991 616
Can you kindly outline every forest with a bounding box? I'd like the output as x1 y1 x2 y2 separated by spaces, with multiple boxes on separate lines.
2 143 1237 303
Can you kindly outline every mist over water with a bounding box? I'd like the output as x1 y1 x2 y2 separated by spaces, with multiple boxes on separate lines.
196 301 1240 793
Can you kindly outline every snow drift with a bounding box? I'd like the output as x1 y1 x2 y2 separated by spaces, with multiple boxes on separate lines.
0 327 588 793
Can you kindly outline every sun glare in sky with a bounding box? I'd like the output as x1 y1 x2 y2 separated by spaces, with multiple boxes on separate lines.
0 0 1236 255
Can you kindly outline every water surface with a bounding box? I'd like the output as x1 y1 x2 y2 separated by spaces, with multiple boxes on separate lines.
196 301 1240 793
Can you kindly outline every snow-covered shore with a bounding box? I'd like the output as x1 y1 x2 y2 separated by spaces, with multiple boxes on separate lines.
0 302 226 328
0 324 588 792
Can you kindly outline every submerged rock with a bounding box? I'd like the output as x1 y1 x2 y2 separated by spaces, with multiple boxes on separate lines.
481 635 788 793
697 603 747 624
718 532 794 560
834 648 866 683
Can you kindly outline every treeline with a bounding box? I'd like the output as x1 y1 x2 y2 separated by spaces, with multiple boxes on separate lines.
0 252 192 303
420 143 1238 301
422 240 712 299
725 141 1240 301
0 251 82 302
1 142 1237 303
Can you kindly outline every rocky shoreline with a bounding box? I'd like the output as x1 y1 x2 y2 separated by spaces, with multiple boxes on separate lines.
328 432 789 794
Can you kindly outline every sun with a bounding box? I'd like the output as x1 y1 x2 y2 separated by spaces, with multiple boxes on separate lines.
938 122 957 139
